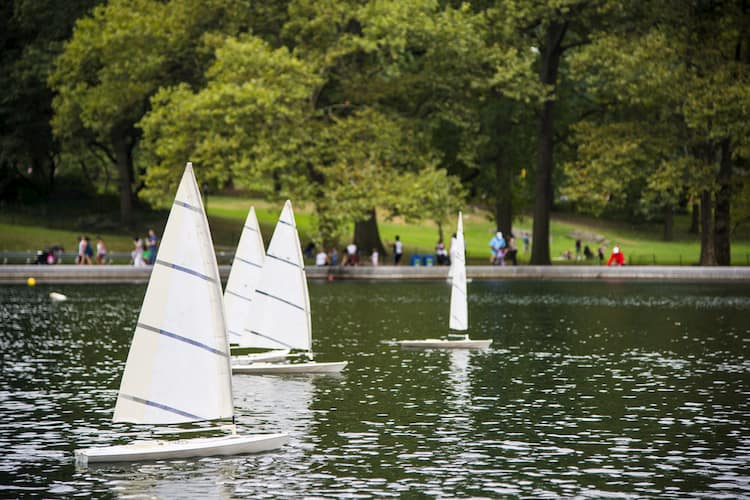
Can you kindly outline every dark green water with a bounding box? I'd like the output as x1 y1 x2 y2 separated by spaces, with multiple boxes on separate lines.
0 280 748 498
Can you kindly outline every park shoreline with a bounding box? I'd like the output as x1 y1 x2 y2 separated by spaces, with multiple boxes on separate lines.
1 264 749 284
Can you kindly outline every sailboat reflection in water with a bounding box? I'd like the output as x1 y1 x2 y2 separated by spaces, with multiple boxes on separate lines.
75 162 287 465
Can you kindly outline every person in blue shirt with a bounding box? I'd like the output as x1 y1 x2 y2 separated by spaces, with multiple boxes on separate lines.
489 231 506 265
147 229 158 265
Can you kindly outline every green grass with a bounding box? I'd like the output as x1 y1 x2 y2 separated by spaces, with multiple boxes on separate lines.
2 194 749 265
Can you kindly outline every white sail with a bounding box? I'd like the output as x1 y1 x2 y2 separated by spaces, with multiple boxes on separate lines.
242 200 312 352
113 163 233 424
449 212 468 331
224 207 265 346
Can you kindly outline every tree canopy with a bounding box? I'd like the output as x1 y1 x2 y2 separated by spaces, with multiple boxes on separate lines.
2 0 746 264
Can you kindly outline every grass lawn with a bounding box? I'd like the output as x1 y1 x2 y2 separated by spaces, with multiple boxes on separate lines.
2 194 749 266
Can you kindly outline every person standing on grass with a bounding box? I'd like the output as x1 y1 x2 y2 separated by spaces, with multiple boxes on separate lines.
147 229 158 265
315 248 328 266
77 236 91 265
393 235 403 265
95 237 107 264
132 236 146 267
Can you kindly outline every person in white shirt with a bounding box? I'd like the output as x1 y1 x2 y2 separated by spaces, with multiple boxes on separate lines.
315 249 328 266
345 242 358 265
371 249 379 266
393 235 404 264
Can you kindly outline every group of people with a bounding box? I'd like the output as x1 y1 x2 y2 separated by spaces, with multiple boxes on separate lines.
309 230 626 268
131 229 159 267
76 235 108 265
559 238 626 266
313 235 407 267
74 229 159 266
489 231 519 266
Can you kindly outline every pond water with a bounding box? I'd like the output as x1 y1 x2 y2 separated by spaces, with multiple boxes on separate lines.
0 280 748 498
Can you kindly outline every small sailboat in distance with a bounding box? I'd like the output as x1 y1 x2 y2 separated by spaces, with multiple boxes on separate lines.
232 200 347 374
397 211 492 349
225 207 289 364
75 163 287 465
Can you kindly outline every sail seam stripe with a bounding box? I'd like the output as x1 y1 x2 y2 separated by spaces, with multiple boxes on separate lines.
255 289 305 311
278 219 296 228
452 286 466 296
118 393 203 420
174 199 202 213
246 329 295 349
228 329 243 338
137 322 228 357
156 259 217 283
226 290 253 303
265 253 300 268
243 224 258 232
235 256 262 268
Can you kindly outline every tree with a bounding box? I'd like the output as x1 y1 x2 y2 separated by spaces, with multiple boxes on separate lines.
141 1 515 244
493 0 627 265
48 0 280 227
0 0 100 202
561 1 750 265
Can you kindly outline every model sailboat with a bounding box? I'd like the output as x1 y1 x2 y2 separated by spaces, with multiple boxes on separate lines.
232 200 347 374
75 163 287 465
397 212 492 349
225 207 289 363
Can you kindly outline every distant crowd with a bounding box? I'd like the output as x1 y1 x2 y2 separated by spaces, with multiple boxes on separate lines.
37 226 625 267
555 238 626 266
307 231 625 267
67 229 159 266
307 234 406 267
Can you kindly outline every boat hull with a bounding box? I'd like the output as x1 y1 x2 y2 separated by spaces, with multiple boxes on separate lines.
75 432 288 466
232 361 347 374
397 339 492 349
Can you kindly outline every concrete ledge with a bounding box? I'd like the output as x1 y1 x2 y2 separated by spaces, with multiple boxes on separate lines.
1 264 749 284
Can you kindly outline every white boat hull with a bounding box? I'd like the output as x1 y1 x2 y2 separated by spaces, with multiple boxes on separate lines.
231 349 290 364
232 361 347 374
75 432 288 465
397 339 492 349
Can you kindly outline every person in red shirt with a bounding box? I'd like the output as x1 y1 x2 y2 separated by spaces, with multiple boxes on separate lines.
607 245 625 266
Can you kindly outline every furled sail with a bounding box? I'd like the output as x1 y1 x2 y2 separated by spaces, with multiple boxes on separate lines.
449 212 468 331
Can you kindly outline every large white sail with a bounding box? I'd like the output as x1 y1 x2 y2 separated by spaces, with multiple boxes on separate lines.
449 212 468 331
113 163 233 424
224 207 265 346
242 200 312 352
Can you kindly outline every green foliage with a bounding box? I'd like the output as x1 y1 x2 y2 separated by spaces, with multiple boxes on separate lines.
562 2 749 232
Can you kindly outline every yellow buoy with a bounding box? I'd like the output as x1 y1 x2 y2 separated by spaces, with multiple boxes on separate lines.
27 277 36 286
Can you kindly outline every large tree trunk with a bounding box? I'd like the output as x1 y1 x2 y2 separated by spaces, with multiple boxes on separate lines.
689 202 700 234
111 130 134 229
494 142 512 236
354 208 387 257
714 140 732 265
663 204 674 241
530 21 567 265
699 190 717 265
